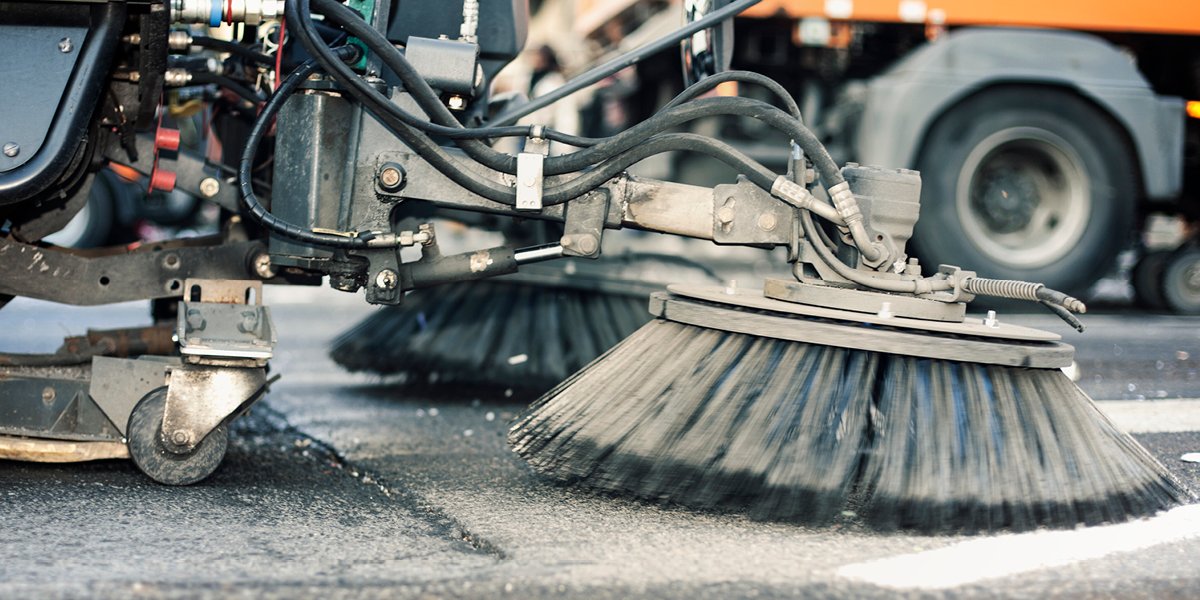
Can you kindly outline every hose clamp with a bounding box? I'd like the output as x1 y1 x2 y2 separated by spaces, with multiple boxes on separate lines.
516 130 549 211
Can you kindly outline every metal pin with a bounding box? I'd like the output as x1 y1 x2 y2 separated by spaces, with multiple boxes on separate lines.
877 301 894 319
725 280 737 295
984 310 999 328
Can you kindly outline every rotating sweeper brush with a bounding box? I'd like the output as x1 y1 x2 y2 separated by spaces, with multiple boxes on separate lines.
510 277 1191 532
507 163 1193 532
330 253 720 389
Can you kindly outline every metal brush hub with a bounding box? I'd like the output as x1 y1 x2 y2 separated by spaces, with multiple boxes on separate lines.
763 278 966 322
651 284 1073 368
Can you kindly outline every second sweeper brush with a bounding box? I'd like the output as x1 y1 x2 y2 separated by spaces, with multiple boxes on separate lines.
330 254 720 389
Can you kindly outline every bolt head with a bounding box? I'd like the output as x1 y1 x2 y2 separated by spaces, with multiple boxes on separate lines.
253 253 275 279
378 164 405 192
41 387 56 405
170 429 192 446
199 177 220 198
717 206 736 224
447 95 466 110
757 213 778 231
375 269 398 290
58 37 72 53
577 234 599 255
2 142 18 157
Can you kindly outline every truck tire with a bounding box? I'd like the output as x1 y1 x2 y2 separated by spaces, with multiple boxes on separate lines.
1132 250 1171 311
1161 247 1200 315
911 87 1136 298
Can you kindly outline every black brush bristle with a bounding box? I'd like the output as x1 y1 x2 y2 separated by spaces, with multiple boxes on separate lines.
329 279 649 389
509 319 1192 532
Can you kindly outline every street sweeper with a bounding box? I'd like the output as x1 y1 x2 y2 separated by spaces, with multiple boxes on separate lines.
0 0 1190 531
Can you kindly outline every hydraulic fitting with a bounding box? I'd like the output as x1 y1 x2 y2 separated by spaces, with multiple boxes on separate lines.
167 30 192 52
163 68 192 87
172 0 284 26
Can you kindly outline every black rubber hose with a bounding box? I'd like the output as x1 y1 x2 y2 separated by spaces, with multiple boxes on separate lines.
308 0 832 183
542 133 777 204
189 72 264 104
662 70 803 121
292 0 821 207
190 36 275 66
536 97 839 181
304 6 835 188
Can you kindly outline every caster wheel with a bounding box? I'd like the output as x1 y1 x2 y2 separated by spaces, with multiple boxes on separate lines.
1132 250 1171 311
1162 247 1200 315
127 387 228 485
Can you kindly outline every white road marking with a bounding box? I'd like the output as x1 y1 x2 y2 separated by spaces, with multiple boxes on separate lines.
1096 399 1200 434
837 504 1200 590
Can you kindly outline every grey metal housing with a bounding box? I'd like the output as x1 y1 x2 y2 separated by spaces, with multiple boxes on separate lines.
854 28 1184 200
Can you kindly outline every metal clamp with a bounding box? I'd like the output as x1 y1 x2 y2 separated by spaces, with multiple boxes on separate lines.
516 128 549 211
176 279 276 365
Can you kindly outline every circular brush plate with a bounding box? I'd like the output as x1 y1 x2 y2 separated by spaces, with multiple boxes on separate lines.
651 285 1073 368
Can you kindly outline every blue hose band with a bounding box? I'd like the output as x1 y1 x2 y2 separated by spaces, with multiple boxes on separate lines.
209 0 222 26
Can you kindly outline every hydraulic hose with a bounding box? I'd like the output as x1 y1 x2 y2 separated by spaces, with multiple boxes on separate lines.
189 72 264 104
190 36 274 66
289 0 787 208
663 70 802 122
799 210 952 294
541 133 777 205
307 0 837 184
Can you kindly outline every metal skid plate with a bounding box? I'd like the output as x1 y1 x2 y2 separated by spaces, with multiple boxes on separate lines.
650 285 1072 368
0 367 123 442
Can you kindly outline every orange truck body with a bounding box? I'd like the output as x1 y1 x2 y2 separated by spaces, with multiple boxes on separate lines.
742 0 1200 36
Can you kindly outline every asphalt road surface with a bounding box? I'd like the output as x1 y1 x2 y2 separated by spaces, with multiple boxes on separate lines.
2 286 1200 599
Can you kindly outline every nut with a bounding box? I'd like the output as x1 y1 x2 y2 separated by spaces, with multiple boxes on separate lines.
170 429 192 446
58 37 73 53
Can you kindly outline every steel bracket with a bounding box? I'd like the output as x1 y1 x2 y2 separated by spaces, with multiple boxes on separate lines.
176 279 275 365
161 363 267 453
712 176 794 246
560 189 610 258
90 355 175 436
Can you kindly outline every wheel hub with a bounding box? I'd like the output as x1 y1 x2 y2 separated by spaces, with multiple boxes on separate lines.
955 127 1091 269
972 165 1038 234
